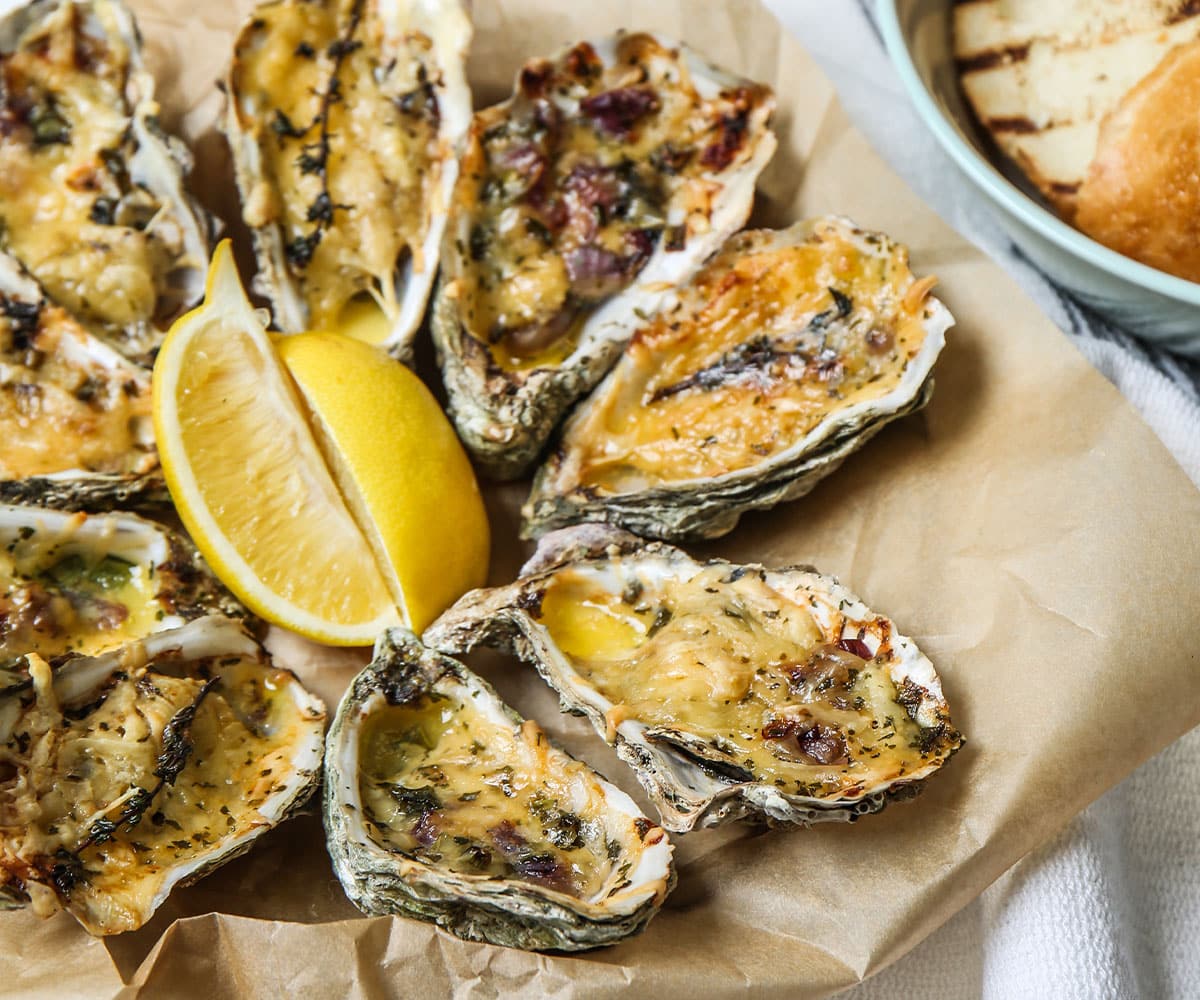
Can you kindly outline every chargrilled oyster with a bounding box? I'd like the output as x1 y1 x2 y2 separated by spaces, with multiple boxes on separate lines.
224 0 472 356
427 526 962 833
0 615 325 935
0 504 251 676
324 628 675 951
0 0 215 362
0 251 163 510
523 218 953 541
433 32 776 478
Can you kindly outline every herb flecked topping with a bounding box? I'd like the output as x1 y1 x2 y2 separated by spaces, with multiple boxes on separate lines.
280 0 365 270
65 678 218 881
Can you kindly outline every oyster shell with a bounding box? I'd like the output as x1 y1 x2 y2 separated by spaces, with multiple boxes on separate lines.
432 32 776 478
0 615 326 935
324 628 675 951
426 526 963 833
523 217 954 541
0 503 252 674
0 0 216 362
0 251 164 511
224 0 472 357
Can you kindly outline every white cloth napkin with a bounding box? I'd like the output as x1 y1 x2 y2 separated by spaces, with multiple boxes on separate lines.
761 2 1200 996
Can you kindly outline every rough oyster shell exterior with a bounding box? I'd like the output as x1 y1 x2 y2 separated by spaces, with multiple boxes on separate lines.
431 32 776 479
324 628 675 951
223 0 472 358
0 0 216 362
523 218 954 541
427 525 963 833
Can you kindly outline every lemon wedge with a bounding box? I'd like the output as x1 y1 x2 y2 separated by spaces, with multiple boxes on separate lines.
153 241 401 645
277 332 489 633
336 295 392 346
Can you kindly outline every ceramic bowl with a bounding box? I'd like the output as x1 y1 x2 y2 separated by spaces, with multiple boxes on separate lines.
877 0 1200 357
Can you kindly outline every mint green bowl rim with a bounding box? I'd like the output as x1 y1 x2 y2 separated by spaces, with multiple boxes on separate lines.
875 0 1200 308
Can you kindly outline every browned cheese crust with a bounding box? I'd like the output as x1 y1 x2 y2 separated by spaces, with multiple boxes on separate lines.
452 33 773 369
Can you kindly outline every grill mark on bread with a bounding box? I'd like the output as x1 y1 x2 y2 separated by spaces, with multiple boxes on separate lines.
1167 2 1200 25
986 115 1041 134
956 43 1030 74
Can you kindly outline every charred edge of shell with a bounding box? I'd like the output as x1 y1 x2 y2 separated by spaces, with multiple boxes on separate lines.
0 471 169 514
0 616 325 930
323 628 675 951
523 379 935 541
431 33 776 481
425 528 961 832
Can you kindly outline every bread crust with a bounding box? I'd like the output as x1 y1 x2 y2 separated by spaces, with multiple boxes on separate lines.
1075 39 1200 283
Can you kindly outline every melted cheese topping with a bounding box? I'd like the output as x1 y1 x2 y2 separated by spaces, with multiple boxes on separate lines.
535 562 957 800
548 222 936 493
0 298 154 480
231 0 441 329
453 34 772 370
360 692 640 901
0 650 320 935
0 1 176 347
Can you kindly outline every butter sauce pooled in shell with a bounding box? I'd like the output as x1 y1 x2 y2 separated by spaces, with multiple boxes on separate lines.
0 504 250 673
224 0 472 356
426 526 963 832
324 629 675 952
524 217 953 541
359 703 610 898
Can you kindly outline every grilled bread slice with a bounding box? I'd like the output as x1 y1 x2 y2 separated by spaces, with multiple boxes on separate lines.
954 0 1200 213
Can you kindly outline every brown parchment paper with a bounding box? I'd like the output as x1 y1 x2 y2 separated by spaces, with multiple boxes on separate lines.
6 1 1200 997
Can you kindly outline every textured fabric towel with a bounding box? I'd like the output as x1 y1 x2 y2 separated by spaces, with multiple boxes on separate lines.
760 2 1200 997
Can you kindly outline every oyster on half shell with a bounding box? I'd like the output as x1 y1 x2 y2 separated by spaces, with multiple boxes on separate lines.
523 217 954 541
0 0 216 362
224 0 472 357
0 615 326 935
0 503 252 675
432 32 776 478
0 252 163 511
426 526 963 833
324 628 675 951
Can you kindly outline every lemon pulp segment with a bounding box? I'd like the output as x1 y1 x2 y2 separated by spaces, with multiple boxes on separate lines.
277 333 490 633
153 242 399 644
